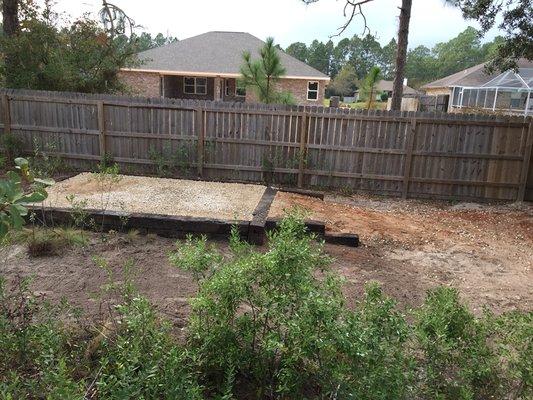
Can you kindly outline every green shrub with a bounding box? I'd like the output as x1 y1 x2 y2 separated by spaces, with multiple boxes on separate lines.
0 271 202 400
0 277 85 399
29 140 66 178
0 215 531 399
415 287 502 399
0 158 53 239
331 282 413 399
170 215 413 398
0 133 24 163
94 296 203 400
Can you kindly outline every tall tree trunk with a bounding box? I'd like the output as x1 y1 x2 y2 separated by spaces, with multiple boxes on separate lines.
3 0 20 88
2 0 19 37
390 0 412 111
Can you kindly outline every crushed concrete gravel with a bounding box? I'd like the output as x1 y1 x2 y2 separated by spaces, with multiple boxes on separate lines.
43 173 266 221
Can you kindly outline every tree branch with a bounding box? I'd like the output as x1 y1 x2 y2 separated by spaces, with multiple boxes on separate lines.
302 0 374 37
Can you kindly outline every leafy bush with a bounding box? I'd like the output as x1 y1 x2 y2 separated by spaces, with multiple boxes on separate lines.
29 140 66 178
93 296 203 400
0 271 202 400
0 276 84 399
0 133 24 163
415 287 502 399
0 215 531 399
170 215 413 398
0 158 53 239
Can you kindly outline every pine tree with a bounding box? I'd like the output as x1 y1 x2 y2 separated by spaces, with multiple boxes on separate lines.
240 37 294 105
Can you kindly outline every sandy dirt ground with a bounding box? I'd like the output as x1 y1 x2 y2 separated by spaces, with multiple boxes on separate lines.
2 192 531 325
43 173 266 221
270 192 533 313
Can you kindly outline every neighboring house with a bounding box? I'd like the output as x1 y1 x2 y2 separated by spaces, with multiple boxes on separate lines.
119 31 330 105
421 59 533 115
375 80 418 98
421 62 494 98
350 80 417 103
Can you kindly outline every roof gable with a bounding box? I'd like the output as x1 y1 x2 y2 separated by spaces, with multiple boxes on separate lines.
131 31 329 80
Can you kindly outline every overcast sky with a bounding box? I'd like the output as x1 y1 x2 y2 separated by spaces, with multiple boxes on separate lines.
51 0 501 49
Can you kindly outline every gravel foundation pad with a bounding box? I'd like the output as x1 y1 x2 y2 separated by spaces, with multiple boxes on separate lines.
43 173 267 221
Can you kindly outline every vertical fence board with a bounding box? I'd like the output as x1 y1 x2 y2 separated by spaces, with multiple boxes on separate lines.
0 88 530 202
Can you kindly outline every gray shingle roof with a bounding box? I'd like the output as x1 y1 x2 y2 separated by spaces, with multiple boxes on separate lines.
421 59 533 89
129 31 329 80
376 80 418 95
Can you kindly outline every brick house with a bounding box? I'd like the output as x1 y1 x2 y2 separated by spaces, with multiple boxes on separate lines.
119 31 330 105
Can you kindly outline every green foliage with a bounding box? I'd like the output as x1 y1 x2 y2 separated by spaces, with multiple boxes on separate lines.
360 66 382 109
240 37 295 105
0 273 202 400
328 64 358 97
94 296 203 400
489 311 533 399
0 158 53 239
169 234 223 282
29 139 66 178
307 39 334 75
0 133 23 163
148 143 191 177
66 194 94 231
285 27 506 88
171 215 414 398
0 215 531 399
130 31 178 52
0 276 84 399
415 287 502 399
285 41 308 63
449 0 532 72
0 1 138 92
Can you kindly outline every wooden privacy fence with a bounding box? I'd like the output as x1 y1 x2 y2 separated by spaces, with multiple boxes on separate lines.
1 88 532 202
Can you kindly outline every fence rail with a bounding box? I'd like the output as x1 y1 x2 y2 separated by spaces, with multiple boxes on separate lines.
1 88 532 202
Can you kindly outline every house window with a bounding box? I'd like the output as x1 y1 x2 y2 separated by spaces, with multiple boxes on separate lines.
236 85 246 97
224 79 235 97
184 77 207 95
307 81 319 101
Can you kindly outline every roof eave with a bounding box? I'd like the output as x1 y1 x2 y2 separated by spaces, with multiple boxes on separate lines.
121 68 331 81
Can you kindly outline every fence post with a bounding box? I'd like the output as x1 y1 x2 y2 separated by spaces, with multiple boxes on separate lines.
196 106 205 177
97 101 106 161
297 109 309 188
517 120 533 201
2 94 11 136
402 117 417 199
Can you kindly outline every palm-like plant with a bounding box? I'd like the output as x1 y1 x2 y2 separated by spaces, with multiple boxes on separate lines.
361 66 381 109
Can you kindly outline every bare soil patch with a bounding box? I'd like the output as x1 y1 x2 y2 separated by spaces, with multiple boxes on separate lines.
270 192 533 313
44 173 266 221
2 192 531 322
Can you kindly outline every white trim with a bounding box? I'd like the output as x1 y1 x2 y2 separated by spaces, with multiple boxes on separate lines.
524 91 531 116
184 77 207 95
121 68 331 81
307 81 319 101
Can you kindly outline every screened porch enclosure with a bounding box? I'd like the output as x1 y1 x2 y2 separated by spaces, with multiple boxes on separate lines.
450 68 533 116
